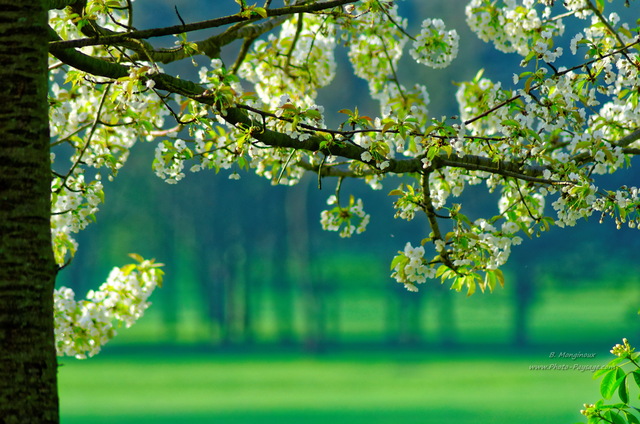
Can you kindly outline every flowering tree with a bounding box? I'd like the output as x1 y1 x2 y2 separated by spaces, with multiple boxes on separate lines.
1 0 640 421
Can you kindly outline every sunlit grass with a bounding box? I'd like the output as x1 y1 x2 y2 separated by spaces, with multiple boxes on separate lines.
59 282 636 424
59 352 600 424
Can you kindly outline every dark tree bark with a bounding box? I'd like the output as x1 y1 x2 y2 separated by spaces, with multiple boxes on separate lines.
0 1 59 423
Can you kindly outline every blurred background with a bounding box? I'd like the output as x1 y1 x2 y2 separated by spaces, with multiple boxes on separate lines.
56 1 640 423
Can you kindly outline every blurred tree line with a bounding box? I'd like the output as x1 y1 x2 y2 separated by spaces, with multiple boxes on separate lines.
57 0 640 351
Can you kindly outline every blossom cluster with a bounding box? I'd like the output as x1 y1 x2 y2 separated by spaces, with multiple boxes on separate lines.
390 242 436 292
153 139 188 183
447 218 524 272
410 18 459 69
50 171 103 265
320 194 370 238
54 256 163 359
239 14 337 109
465 0 565 60
610 337 634 358
342 2 434 126
199 58 244 114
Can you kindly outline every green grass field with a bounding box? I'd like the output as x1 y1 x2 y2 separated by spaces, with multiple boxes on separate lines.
58 351 603 424
57 279 639 424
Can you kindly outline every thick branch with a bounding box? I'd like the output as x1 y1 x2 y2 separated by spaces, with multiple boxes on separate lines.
62 0 162 61
616 128 640 148
48 0 80 9
433 155 550 183
49 26 556 185
421 172 456 270
624 148 640 156
201 106 554 183
297 160 366 178
48 27 128 79
48 0 357 51
569 128 640 166
134 15 290 64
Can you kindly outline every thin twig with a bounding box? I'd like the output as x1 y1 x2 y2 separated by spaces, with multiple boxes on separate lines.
421 172 458 271
56 85 111 194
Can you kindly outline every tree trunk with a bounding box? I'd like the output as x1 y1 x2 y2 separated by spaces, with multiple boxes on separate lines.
286 178 324 352
512 269 534 348
0 1 59 422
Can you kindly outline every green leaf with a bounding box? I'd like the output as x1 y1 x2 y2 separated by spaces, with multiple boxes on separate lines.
625 411 640 424
610 410 626 424
473 68 485 82
465 275 476 296
485 271 497 292
253 6 268 18
422 125 437 135
600 368 624 399
420 237 432 246
155 269 165 288
587 415 600 424
632 370 640 388
501 119 520 127
390 254 407 271
128 253 144 263
305 109 322 121
601 368 619 398
450 276 464 292
120 263 136 276
599 403 627 409
618 374 629 404
435 265 449 278
593 366 612 380
574 140 592 150
494 269 505 288
524 74 535 93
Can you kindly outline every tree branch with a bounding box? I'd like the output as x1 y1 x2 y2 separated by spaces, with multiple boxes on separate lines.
296 160 371 178
421 172 457 270
48 0 81 9
616 128 640 148
624 148 640 156
568 128 640 165
48 0 357 51
133 15 290 64
48 25 559 185
432 155 552 183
